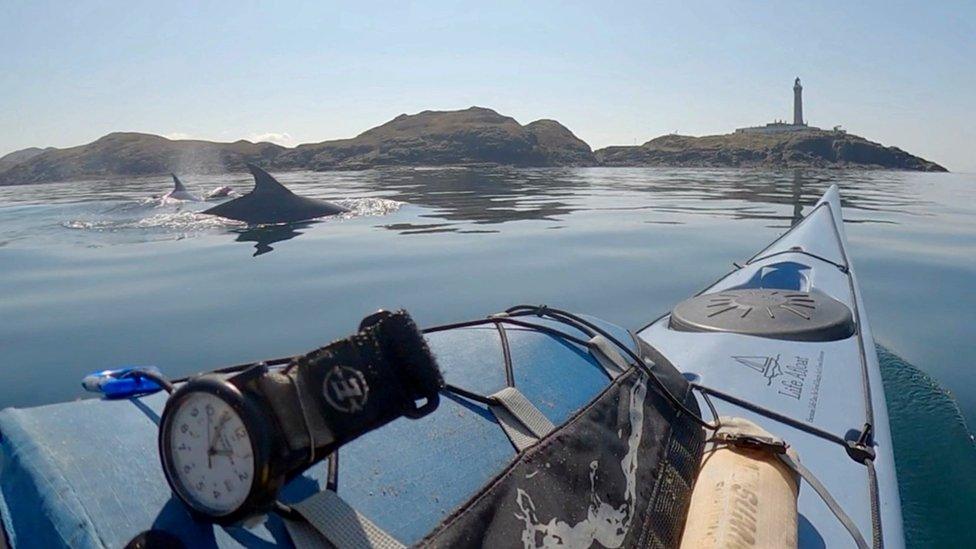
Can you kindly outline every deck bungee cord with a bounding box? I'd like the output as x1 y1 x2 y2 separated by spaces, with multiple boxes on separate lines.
81 299 872 548
428 303 722 432
119 305 713 431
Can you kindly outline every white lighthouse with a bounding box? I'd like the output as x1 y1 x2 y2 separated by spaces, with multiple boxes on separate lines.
793 77 804 126
735 77 817 134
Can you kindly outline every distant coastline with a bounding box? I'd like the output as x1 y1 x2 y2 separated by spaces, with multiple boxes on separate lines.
0 106 946 186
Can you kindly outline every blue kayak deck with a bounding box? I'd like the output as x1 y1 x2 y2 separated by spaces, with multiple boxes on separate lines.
0 318 635 548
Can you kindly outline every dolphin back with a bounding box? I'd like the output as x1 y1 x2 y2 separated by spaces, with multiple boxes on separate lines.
202 165 348 224
171 174 186 192
249 164 294 196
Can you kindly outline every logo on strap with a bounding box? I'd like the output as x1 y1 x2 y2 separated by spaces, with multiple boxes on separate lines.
323 365 369 413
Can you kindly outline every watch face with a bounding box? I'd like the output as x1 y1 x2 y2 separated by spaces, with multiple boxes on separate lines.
163 391 256 516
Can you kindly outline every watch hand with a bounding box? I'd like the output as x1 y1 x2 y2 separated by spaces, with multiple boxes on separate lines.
218 432 236 465
213 415 231 444
206 410 213 469
207 413 230 458
212 447 236 466
209 415 234 461
214 413 231 434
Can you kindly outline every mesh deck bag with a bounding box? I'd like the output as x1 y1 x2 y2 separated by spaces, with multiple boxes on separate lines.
414 343 706 547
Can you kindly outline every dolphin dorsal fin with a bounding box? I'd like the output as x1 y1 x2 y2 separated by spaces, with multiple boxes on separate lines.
248 164 294 196
171 174 187 192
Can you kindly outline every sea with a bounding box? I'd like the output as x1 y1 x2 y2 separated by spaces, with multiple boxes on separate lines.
0 167 973 545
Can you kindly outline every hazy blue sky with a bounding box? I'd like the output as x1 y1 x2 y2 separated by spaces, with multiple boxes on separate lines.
2 1 974 171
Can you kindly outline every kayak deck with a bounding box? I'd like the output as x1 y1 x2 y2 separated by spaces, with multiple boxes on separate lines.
638 185 902 548
0 318 644 548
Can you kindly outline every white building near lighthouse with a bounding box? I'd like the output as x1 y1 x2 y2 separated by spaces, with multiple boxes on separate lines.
736 78 822 134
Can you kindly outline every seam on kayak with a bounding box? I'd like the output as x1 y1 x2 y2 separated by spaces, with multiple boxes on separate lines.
746 202 850 267
744 201 833 263
822 198 883 549
825 201 875 426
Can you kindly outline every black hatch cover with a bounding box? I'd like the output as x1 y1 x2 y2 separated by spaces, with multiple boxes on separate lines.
669 289 855 341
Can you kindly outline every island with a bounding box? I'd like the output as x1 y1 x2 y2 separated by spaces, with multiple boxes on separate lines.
0 92 947 186
272 107 595 171
0 108 595 186
596 79 945 172
0 147 53 171
594 130 945 172
0 134 286 186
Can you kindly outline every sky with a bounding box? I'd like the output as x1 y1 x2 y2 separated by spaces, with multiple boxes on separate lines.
1 1 974 171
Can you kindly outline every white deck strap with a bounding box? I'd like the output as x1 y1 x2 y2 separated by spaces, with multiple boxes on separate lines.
586 335 628 379
777 453 870 549
711 417 870 549
284 489 405 549
489 387 556 451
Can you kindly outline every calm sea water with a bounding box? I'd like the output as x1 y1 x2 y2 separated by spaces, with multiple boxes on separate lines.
1 168 973 544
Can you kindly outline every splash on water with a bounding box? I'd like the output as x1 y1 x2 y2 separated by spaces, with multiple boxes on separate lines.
61 197 402 239
335 197 402 219
63 211 237 232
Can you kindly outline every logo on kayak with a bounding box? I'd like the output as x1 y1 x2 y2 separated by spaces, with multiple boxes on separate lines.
732 354 782 386
731 352 824 419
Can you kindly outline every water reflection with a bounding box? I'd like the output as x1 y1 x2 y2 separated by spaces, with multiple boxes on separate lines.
367 168 585 226
0 167 932 253
792 171 804 227
360 167 921 235
231 221 317 256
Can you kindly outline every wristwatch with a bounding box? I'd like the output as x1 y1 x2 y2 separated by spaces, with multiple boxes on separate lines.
157 310 443 524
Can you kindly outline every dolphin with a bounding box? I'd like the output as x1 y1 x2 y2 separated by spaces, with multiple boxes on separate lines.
202 165 348 224
162 174 202 201
205 185 235 200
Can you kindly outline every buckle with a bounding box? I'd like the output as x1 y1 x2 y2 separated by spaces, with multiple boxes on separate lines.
82 366 165 399
714 432 788 454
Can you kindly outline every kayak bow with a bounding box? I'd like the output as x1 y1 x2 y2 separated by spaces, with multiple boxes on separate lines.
638 184 902 548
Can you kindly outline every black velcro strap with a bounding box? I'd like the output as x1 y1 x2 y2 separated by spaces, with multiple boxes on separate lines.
296 310 444 446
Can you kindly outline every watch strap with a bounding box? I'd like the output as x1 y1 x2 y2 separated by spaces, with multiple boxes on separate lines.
289 310 443 453
257 371 318 454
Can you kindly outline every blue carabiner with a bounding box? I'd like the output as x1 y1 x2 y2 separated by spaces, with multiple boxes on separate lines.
82 366 165 399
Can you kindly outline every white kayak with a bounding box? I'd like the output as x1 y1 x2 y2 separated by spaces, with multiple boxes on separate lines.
638 184 902 548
